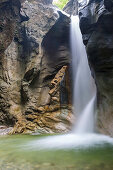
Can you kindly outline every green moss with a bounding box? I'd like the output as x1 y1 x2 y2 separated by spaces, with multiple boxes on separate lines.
53 0 68 9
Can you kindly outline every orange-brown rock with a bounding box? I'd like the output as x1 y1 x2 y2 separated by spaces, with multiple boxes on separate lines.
49 66 67 96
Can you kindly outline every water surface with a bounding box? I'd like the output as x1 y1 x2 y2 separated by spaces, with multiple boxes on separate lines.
0 134 113 170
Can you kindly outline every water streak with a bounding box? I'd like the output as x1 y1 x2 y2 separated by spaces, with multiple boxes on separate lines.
71 15 96 133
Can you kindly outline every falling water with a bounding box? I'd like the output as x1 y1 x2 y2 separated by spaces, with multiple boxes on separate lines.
26 15 113 150
71 15 96 133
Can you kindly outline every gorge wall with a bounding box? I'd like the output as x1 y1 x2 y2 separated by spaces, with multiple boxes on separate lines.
78 0 113 136
64 0 113 136
0 0 73 134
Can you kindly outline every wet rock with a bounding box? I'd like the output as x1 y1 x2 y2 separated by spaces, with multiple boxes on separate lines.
79 0 113 136
0 126 13 135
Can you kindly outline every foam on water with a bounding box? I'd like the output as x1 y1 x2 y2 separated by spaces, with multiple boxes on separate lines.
27 133 113 150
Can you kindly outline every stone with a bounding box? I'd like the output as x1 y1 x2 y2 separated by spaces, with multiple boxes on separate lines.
49 66 67 96
0 0 73 134
104 0 113 11
0 126 13 135
63 0 78 15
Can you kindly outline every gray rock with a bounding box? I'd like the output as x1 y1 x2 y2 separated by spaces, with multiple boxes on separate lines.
79 0 113 136
0 0 73 134
63 0 78 15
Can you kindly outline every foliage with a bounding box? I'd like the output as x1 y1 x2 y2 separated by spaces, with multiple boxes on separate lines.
53 0 68 9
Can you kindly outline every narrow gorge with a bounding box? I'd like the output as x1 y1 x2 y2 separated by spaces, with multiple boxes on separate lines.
0 0 113 137
0 0 113 170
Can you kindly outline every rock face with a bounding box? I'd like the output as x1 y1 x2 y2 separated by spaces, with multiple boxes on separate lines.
63 0 78 15
0 0 73 134
0 0 21 125
78 0 113 136
3 0 113 136
63 0 113 136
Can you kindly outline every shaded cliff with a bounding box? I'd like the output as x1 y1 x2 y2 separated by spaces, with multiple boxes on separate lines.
66 0 113 136
0 0 21 126
0 0 73 134
79 0 113 136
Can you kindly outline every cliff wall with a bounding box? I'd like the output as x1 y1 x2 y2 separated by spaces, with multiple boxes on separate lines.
65 0 113 136
0 0 73 134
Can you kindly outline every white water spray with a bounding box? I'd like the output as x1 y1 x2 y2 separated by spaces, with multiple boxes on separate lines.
71 15 96 133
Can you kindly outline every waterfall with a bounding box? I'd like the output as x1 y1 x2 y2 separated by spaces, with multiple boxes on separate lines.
71 15 96 133
27 15 113 151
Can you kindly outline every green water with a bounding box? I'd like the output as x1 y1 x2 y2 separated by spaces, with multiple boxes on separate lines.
0 135 113 170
